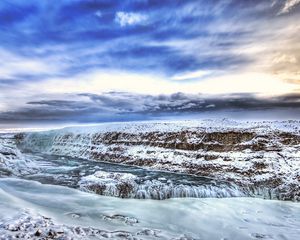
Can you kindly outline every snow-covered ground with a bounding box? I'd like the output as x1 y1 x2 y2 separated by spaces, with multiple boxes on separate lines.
16 119 300 200
1 178 300 240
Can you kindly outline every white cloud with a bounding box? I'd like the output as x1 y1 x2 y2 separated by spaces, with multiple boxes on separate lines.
115 12 147 27
18 69 298 98
279 0 300 14
0 48 65 79
193 72 297 96
28 70 171 95
272 53 297 64
95 10 102 18
171 70 212 81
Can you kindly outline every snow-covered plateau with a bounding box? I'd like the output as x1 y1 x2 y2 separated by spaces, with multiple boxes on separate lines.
10 119 300 201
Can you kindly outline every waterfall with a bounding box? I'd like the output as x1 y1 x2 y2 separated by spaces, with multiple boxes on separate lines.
79 171 246 200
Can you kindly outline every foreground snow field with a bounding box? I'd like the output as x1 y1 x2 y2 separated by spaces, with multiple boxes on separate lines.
14 119 300 201
0 178 300 240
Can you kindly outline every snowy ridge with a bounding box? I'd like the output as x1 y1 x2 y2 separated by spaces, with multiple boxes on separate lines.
16 120 300 200
19 119 300 134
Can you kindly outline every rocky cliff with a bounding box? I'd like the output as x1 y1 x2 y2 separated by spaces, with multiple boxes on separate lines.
16 120 300 200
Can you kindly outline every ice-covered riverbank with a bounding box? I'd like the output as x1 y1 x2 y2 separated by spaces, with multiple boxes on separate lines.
1 178 300 240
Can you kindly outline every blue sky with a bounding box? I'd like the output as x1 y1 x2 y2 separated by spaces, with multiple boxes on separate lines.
0 0 300 125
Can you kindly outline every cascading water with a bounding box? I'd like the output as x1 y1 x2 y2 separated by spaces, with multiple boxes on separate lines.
79 170 245 200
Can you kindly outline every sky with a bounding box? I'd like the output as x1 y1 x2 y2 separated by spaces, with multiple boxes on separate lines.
0 0 300 127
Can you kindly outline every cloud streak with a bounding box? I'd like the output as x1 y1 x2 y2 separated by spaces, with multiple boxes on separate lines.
279 0 300 14
115 11 147 27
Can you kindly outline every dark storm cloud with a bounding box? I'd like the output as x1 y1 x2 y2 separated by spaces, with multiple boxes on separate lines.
1 92 300 123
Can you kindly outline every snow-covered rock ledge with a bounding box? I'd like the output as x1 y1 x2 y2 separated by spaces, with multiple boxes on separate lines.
0 211 165 240
16 120 300 201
